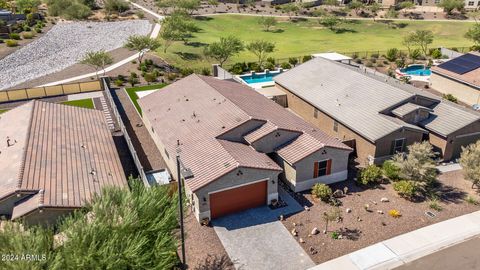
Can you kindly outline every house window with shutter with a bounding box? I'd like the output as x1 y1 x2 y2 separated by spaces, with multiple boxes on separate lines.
391 138 406 155
313 159 332 178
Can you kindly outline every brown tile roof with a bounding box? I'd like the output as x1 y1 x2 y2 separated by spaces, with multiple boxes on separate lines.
431 53 480 89
0 100 127 219
139 75 350 192
218 140 281 171
244 121 278 143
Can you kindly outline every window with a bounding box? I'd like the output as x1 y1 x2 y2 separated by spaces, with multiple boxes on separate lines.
314 108 319 118
391 138 405 154
314 159 332 178
333 121 339 132
468 1 474 5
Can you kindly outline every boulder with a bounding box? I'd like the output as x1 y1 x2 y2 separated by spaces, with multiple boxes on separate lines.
311 227 320 235
377 210 384 214
299 238 305 243
346 208 352 213
380 197 389 202
291 228 298 236
304 206 310 211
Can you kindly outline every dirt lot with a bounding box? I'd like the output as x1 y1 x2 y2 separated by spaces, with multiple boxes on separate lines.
282 170 480 264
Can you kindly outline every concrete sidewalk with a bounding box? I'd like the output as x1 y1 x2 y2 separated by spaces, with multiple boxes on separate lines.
310 210 480 270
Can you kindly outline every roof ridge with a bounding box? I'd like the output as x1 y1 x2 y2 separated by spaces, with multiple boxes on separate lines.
16 100 36 189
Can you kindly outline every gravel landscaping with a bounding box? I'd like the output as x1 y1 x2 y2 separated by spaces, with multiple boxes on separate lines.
282 171 480 264
0 20 152 90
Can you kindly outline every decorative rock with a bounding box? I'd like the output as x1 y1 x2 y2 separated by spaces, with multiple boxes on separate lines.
346 208 352 213
338 235 343 239
299 238 305 243
309 246 317 255
323 229 327 234
381 197 389 202
304 206 310 211
291 228 297 236
343 186 349 195
357 217 362 222
311 227 320 235
364 204 370 210
377 210 384 214
308 234 312 237
279 215 284 221
381 222 387 226
333 189 344 198
372 201 377 205
293 222 297 227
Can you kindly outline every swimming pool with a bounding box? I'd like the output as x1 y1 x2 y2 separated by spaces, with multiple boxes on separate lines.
239 71 282 84
400 65 431 76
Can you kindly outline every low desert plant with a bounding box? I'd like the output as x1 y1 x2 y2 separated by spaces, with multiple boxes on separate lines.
331 231 340 239
443 93 458 103
382 160 401 181
5 39 18 47
429 199 443 211
312 183 332 202
388 209 402 218
357 165 383 185
22 32 34 39
393 180 417 199
114 79 124 87
465 196 479 205
280 62 291 69
9 33 21 40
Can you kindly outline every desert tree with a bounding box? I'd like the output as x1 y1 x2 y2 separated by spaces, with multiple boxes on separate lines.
322 207 342 233
282 3 300 20
319 15 342 31
348 0 364 16
392 141 438 186
399 1 415 15
80 50 114 78
460 140 480 189
124 35 162 64
204 36 244 66
465 24 480 46
414 30 434 56
258 16 277 32
176 0 200 15
438 0 464 15
246 40 276 67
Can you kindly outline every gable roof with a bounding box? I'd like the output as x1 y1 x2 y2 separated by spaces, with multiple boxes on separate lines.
275 57 479 142
139 74 350 192
0 100 127 219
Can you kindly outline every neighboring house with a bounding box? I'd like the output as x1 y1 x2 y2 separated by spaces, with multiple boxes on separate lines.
414 0 480 8
430 52 480 106
139 74 351 222
274 57 480 164
0 100 128 226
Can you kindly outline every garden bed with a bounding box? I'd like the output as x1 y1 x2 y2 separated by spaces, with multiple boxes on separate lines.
281 171 480 264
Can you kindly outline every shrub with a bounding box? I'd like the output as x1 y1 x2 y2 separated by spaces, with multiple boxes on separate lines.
130 72 138 78
330 231 340 239
143 72 157 83
263 61 275 70
47 0 92 20
9 33 21 40
371 53 379 59
280 62 291 69
266 57 276 65
229 62 247 74
357 165 383 185
429 199 442 211
105 0 130 14
128 75 139 87
34 27 42 33
288 57 299 66
5 39 18 47
430 48 442 59
442 93 458 103
247 62 261 72
22 32 34 39
465 196 479 205
393 180 417 199
201 67 211 76
180 68 194 77
386 48 399 62
365 62 374 67
312 183 332 202
166 72 177 81
302 55 313 62
388 209 402 218
135 10 145 19
114 79 124 87
382 160 401 181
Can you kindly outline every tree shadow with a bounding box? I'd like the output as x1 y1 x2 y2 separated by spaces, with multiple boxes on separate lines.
334 28 357 34
194 16 213 21
193 254 234 270
291 17 308 22
186 41 208 47
339 228 362 241
174 52 201 61
269 29 285 33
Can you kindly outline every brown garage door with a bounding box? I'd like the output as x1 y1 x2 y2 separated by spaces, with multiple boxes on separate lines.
210 180 267 219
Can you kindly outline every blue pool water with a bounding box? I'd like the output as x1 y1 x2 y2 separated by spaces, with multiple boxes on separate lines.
401 65 431 76
240 72 280 84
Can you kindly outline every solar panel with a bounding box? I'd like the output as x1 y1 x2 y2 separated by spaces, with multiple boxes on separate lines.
438 53 480 75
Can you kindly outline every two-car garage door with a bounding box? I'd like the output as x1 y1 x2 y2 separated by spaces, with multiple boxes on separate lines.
210 180 267 219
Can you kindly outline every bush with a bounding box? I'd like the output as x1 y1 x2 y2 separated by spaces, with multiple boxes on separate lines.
114 79 124 87
263 61 275 70
393 180 417 199
9 33 21 40
201 67 211 76
266 57 276 65
429 199 442 211
442 93 458 103
166 72 177 81
357 165 383 185
302 55 313 62
465 196 479 205
229 62 247 74
430 48 442 59
280 62 291 69
135 10 145 19
22 32 34 39
5 39 18 47
180 68 194 77
247 62 261 72
47 0 92 20
105 0 129 14
288 57 299 66
143 72 157 83
386 48 399 62
128 75 139 87
130 72 138 78
311 183 332 202
382 160 401 181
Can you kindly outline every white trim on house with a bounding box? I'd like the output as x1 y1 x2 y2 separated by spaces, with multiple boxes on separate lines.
293 170 348 192
207 178 269 195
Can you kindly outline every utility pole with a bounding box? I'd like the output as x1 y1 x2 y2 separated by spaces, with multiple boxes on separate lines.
176 148 193 270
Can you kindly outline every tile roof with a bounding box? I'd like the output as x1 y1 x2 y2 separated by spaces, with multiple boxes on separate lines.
0 100 127 219
139 74 350 192
218 140 281 171
420 102 480 137
244 121 278 144
431 52 480 89
391 102 432 117
274 57 479 142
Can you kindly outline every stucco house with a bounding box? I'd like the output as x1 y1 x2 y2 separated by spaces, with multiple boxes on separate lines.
430 52 480 107
139 74 351 222
274 57 480 164
0 100 128 226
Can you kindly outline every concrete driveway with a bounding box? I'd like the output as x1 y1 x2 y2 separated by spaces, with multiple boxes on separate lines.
213 188 315 270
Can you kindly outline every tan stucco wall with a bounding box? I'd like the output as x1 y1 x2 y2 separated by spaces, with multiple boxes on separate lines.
21 208 75 227
374 128 425 161
430 73 480 106
251 129 300 153
445 120 480 160
0 193 31 216
190 167 280 221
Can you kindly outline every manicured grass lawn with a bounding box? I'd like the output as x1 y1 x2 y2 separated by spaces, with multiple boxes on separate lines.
125 83 168 115
156 15 475 70
62 98 95 109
